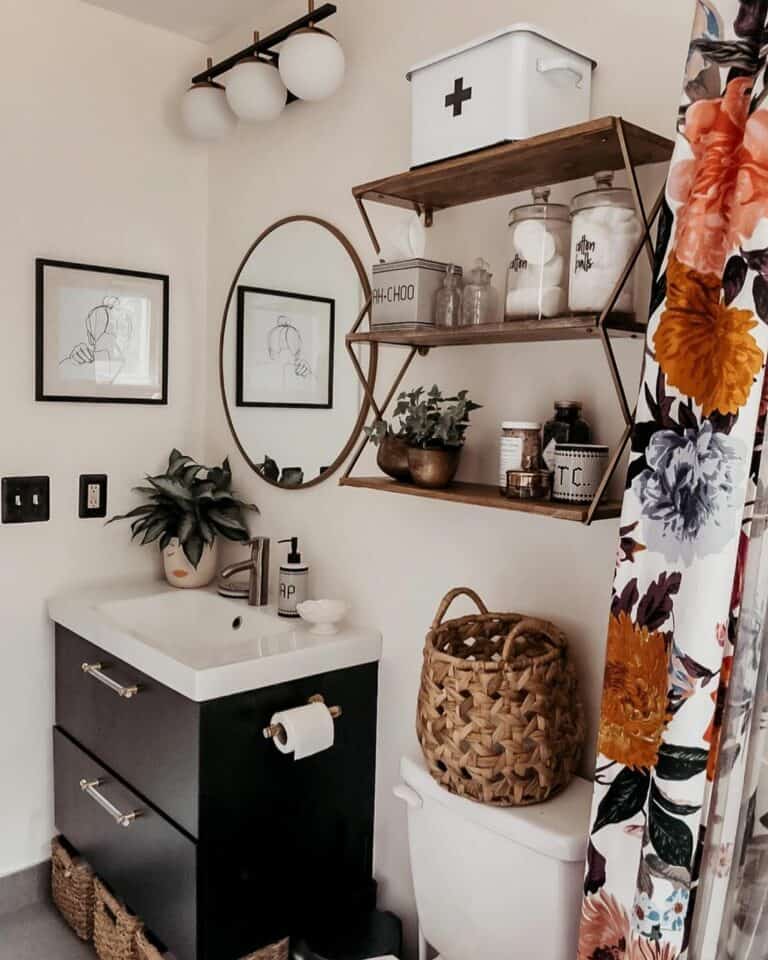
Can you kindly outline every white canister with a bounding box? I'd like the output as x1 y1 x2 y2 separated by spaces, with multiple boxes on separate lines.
552 443 609 503
407 24 596 167
568 172 641 314
499 422 541 492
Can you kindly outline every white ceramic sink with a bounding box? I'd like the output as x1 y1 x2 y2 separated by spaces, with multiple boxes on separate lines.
48 581 381 701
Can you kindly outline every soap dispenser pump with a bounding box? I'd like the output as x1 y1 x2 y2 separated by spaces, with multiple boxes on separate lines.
278 537 309 618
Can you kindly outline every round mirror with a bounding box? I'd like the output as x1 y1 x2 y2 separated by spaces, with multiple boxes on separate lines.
219 216 377 488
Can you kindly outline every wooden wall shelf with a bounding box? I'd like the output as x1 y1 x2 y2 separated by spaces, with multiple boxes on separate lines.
339 477 622 522
342 117 670 524
352 117 673 216
347 314 645 348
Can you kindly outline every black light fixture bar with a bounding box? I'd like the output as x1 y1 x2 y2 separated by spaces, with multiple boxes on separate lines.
191 3 338 84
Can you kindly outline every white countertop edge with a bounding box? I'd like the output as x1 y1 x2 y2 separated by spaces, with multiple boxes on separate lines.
48 580 382 702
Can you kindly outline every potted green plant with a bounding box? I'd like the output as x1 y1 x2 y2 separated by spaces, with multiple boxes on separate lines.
364 418 412 482
368 386 481 489
108 449 258 588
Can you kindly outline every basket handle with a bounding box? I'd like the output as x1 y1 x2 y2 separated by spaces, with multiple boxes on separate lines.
501 617 566 661
431 587 488 629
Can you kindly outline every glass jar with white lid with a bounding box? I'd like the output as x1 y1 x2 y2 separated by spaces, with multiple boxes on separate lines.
568 171 641 314
505 187 570 320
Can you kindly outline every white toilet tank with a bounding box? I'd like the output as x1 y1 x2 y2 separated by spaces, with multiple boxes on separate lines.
396 755 593 960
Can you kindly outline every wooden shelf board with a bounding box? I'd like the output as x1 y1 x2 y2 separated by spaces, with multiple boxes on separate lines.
352 117 673 213
347 314 645 347
339 477 622 522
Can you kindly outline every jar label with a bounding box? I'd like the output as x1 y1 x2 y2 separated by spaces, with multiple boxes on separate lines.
543 438 557 471
574 234 596 274
499 437 524 485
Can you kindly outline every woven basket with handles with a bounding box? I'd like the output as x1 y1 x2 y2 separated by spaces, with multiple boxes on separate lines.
136 927 289 960
51 836 94 941
417 587 585 806
93 879 142 960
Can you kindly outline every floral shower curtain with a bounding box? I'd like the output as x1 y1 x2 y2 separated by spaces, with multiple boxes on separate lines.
578 2 768 958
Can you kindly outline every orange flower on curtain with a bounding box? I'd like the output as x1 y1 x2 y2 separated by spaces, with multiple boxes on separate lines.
598 611 671 769
668 75 768 277
654 253 762 415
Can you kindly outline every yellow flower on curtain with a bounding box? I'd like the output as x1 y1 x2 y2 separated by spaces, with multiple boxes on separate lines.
654 253 762 416
598 611 671 769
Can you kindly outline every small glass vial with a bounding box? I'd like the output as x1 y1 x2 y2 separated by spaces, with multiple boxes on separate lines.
434 264 463 327
542 401 592 472
461 258 499 326
505 187 570 320
498 421 541 492
569 171 641 314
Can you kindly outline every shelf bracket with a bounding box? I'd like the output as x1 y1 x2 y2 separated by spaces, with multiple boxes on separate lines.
343 346 419 479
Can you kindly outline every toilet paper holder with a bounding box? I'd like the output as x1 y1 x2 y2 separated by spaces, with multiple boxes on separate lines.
262 694 342 741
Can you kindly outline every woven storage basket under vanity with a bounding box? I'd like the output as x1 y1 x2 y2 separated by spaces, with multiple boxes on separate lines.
417 587 585 806
135 927 289 960
93 879 142 960
51 836 95 941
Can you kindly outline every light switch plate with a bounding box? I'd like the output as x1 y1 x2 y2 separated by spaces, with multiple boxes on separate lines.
2 476 50 523
79 474 107 518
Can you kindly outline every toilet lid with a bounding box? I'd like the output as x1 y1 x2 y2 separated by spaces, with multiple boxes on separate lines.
400 754 592 862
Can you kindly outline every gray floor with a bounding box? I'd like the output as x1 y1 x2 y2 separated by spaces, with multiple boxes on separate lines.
0 902 93 959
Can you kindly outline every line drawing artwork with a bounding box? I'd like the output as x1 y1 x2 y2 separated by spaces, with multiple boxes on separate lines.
266 313 316 387
59 295 134 383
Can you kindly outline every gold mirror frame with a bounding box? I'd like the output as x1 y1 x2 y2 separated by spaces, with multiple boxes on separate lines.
218 215 378 490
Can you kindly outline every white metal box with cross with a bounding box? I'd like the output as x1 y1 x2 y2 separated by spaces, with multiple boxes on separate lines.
406 25 597 168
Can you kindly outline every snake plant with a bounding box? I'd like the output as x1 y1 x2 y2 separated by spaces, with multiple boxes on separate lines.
108 449 258 568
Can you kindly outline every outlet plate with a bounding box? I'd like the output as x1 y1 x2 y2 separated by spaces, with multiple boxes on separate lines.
79 474 107 518
2 476 50 523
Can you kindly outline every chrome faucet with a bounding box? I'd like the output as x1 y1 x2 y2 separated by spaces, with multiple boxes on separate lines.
220 537 270 606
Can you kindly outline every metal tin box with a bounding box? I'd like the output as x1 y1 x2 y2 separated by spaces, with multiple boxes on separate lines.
371 259 458 330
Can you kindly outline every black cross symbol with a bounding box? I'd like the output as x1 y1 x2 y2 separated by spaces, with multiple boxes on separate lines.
445 77 472 117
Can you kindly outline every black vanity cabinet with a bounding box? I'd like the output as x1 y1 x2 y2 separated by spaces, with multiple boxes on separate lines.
53 625 378 960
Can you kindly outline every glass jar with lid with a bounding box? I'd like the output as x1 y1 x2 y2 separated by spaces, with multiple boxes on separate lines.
434 263 463 327
542 401 592 472
505 187 570 320
461 258 499 326
568 171 641 314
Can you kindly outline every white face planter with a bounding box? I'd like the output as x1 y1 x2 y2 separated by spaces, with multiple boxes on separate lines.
162 538 219 589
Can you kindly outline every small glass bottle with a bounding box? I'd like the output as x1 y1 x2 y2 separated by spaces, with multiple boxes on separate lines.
461 258 499 326
434 264 463 327
542 401 592 472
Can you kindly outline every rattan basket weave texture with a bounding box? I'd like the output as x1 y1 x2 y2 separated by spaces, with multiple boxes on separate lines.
135 927 289 960
93 879 141 960
417 587 585 807
51 836 95 941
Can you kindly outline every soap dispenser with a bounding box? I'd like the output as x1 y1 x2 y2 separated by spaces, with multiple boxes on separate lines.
278 537 309 618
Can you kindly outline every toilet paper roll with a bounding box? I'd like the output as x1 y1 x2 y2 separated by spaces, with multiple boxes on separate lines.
270 702 335 760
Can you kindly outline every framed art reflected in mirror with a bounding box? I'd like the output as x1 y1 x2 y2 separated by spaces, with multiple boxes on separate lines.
236 286 335 410
220 216 377 489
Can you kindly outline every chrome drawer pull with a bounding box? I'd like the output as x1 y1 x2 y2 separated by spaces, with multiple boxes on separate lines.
79 778 142 828
81 662 139 700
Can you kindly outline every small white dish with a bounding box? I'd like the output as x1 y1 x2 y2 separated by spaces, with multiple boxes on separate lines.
297 599 350 636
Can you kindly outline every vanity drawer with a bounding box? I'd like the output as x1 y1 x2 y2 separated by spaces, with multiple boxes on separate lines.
54 727 198 960
55 626 200 836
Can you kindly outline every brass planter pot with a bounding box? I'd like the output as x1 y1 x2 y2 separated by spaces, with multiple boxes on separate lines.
377 435 411 482
408 446 462 489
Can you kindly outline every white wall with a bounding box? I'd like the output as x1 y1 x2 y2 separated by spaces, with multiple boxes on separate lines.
205 1 694 953
0 0 207 876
